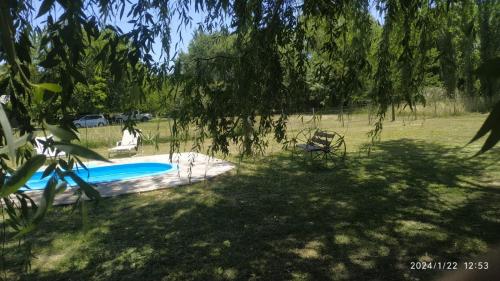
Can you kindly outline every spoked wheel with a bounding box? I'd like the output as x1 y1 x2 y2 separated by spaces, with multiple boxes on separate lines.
328 133 347 161
295 128 318 145
291 128 347 165
290 127 316 154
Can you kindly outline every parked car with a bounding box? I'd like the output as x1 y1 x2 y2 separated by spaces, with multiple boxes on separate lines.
73 114 109 128
114 110 153 123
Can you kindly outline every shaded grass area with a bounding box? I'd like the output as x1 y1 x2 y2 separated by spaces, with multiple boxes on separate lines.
8 138 500 280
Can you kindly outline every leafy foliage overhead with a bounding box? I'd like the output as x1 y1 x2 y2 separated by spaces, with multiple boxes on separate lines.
1 0 499 154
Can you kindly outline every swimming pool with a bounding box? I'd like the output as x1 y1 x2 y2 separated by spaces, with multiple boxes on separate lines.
24 162 177 190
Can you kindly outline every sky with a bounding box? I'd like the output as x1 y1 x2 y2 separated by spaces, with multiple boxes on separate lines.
32 1 384 63
153 2 384 62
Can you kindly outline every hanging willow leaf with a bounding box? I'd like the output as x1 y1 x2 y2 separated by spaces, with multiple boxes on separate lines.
0 133 29 155
12 224 36 239
37 0 55 18
53 142 110 162
14 177 63 239
41 162 57 179
0 154 46 197
69 66 87 84
0 104 16 159
33 83 62 93
66 171 101 201
38 55 60 68
470 56 500 155
55 181 67 194
31 176 58 224
44 121 79 141
469 101 500 155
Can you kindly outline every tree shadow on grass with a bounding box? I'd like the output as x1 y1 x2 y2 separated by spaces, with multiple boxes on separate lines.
18 139 500 281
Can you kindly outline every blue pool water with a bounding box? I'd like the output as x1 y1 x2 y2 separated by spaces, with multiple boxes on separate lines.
24 162 177 190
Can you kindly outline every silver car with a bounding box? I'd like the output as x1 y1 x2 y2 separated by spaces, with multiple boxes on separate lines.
73 114 108 128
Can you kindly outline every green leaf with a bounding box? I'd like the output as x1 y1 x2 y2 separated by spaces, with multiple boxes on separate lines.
0 155 46 197
15 177 61 238
68 158 75 170
13 224 36 239
33 83 62 93
68 66 87 84
44 121 79 141
470 101 500 155
3 198 19 229
0 104 16 159
58 158 69 170
66 171 101 201
0 134 29 155
55 181 67 194
73 156 88 171
17 194 29 218
54 142 110 162
37 0 56 18
38 55 60 68
41 162 57 179
17 192 38 215
32 176 58 224
119 2 125 19
479 125 500 155
33 86 44 104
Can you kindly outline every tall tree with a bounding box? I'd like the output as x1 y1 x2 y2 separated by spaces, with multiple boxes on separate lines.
437 1 458 100
372 0 396 127
477 0 499 99
460 0 477 97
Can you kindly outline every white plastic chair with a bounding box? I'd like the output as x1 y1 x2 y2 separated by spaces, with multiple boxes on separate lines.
108 129 140 157
34 135 66 157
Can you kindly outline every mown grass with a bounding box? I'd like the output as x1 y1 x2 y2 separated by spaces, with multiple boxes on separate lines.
85 112 493 158
6 112 500 281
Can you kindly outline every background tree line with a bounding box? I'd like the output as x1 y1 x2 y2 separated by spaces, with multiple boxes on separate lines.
175 0 500 116
4 1 499 133
14 28 170 123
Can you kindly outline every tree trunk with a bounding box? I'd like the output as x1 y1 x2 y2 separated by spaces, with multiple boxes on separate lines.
391 103 396 121
339 95 345 127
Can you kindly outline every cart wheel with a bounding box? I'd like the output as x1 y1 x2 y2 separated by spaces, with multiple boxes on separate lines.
329 133 346 161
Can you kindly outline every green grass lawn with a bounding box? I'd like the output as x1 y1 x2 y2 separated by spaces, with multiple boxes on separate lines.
8 113 500 280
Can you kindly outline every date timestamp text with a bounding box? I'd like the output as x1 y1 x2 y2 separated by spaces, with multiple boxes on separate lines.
410 261 489 270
